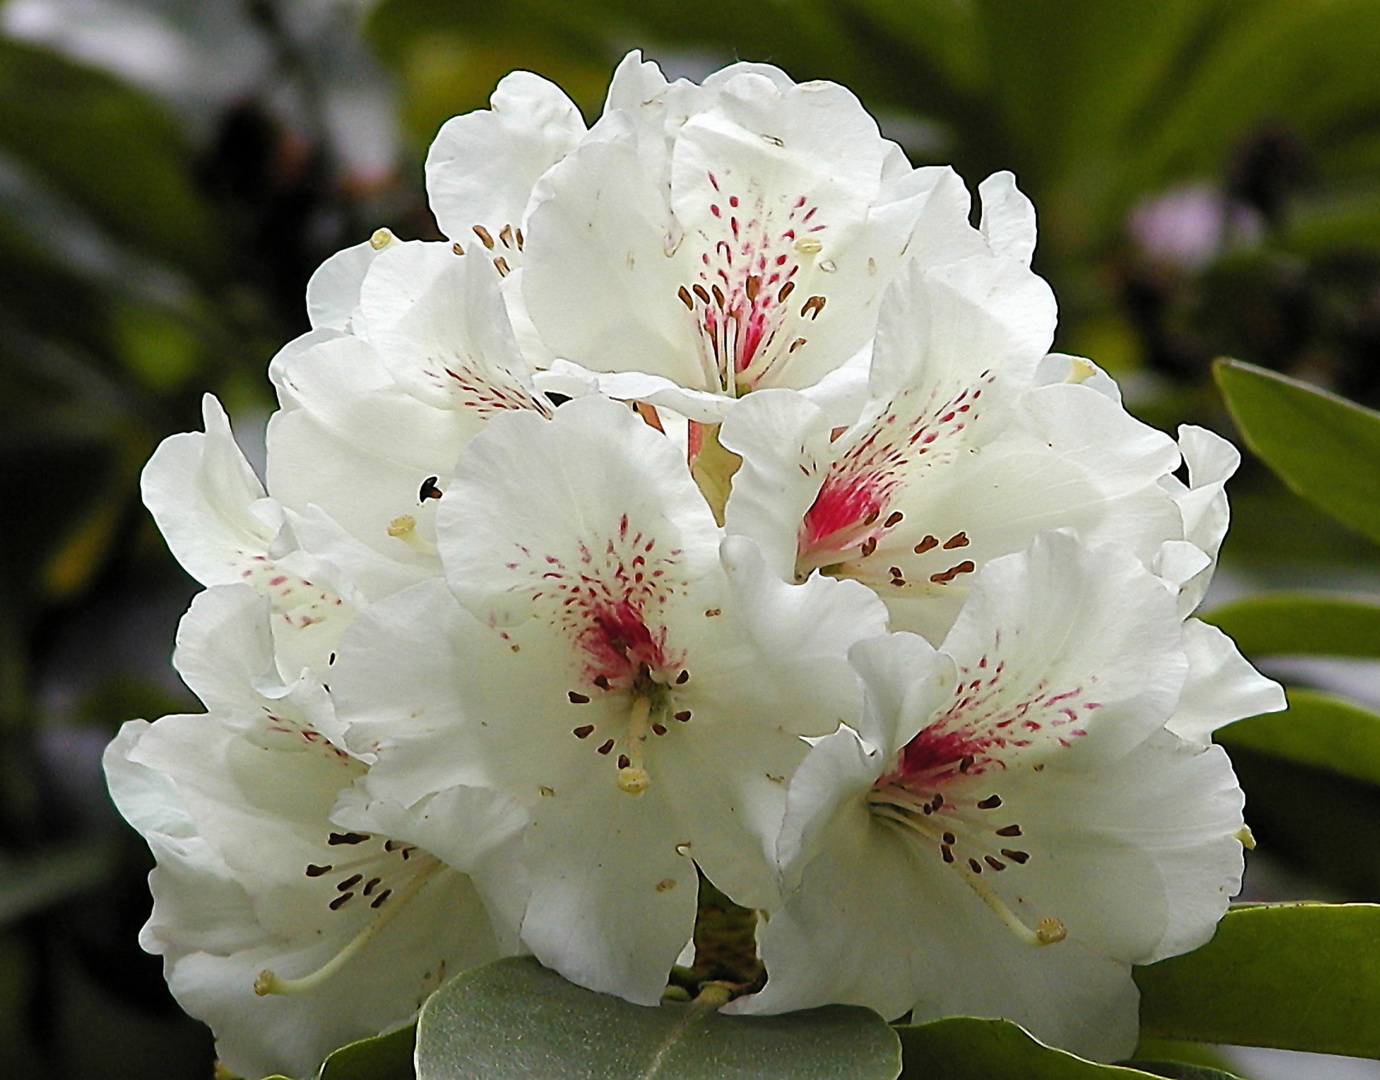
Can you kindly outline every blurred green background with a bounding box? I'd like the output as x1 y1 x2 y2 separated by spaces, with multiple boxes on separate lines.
3 1 1380 1076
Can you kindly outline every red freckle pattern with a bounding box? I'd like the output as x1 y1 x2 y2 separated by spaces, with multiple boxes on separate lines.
507 519 690 691
797 374 995 574
238 554 346 630
679 169 831 393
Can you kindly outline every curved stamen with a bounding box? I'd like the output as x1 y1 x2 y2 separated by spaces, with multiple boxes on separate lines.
255 861 440 997
869 788 1063 948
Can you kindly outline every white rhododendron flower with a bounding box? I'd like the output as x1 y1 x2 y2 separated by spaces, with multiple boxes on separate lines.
105 587 523 1080
107 50 1287 1077
734 532 1283 1060
332 396 888 1004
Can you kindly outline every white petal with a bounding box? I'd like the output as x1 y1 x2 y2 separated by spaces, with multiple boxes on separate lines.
357 238 545 416
141 394 274 586
720 388 833 580
438 395 721 625
1169 618 1286 744
977 171 1037 265
1172 425 1240 614
520 780 699 1004
426 70 585 242
934 532 1187 770
306 238 379 332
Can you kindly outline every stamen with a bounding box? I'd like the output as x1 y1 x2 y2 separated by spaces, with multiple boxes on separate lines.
958 864 1063 948
617 695 652 794
255 864 438 997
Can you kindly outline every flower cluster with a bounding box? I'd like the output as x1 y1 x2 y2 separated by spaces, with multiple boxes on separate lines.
106 54 1284 1079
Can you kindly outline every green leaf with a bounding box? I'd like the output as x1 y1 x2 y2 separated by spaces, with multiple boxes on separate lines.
894 1017 1160 1078
1218 689 1380 787
318 1024 415 1080
415 956 901 1080
1214 358 1380 545
1116 1064 1241 1080
1137 902 1380 1056
1204 592 1380 658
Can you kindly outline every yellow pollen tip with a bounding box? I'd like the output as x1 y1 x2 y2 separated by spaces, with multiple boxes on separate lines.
618 766 651 794
1236 825 1257 850
794 237 823 256
1064 357 1097 384
369 227 395 250
1036 917 1067 944
254 970 279 996
387 514 416 537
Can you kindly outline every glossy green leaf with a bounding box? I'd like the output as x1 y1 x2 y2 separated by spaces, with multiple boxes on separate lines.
1116 1064 1241 1080
415 956 900 1080
1204 592 1380 658
894 1017 1160 1079
1218 689 1380 787
318 1024 415 1080
1215 358 1380 544
1137 903 1380 1056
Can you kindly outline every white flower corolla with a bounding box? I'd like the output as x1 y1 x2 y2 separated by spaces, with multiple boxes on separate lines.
270 235 550 573
509 53 1016 421
733 532 1283 1061
105 585 522 1080
142 393 371 682
719 250 1185 643
331 395 888 1005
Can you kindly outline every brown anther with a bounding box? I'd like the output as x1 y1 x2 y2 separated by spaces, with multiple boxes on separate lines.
943 531 970 549
745 275 761 301
884 511 904 528
597 739 616 755
977 795 1002 809
419 477 442 502
1001 849 1030 864
914 535 938 554
778 281 795 303
328 832 369 846
678 285 694 310
860 537 878 558
712 284 726 309
943 831 957 845
941 844 954 863
652 723 668 736
995 824 1023 837
985 856 1006 871
674 710 692 722
800 295 826 319
959 755 975 773
889 567 903 579
863 509 880 526
568 691 590 704
515 227 524 250
573 725 595 739
618 754 631 769
451 241 465 256
472 224 495 249
705 608 721 617
693 284 711 305
676 669 690 684
789 337 807 352
363 877 381 895
370 889 393 909
499 223 514 248
329 893 353 910
968 858 984 874
493 256 511 277
305 864 331 877
593 674 612 690
337 874 363 891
